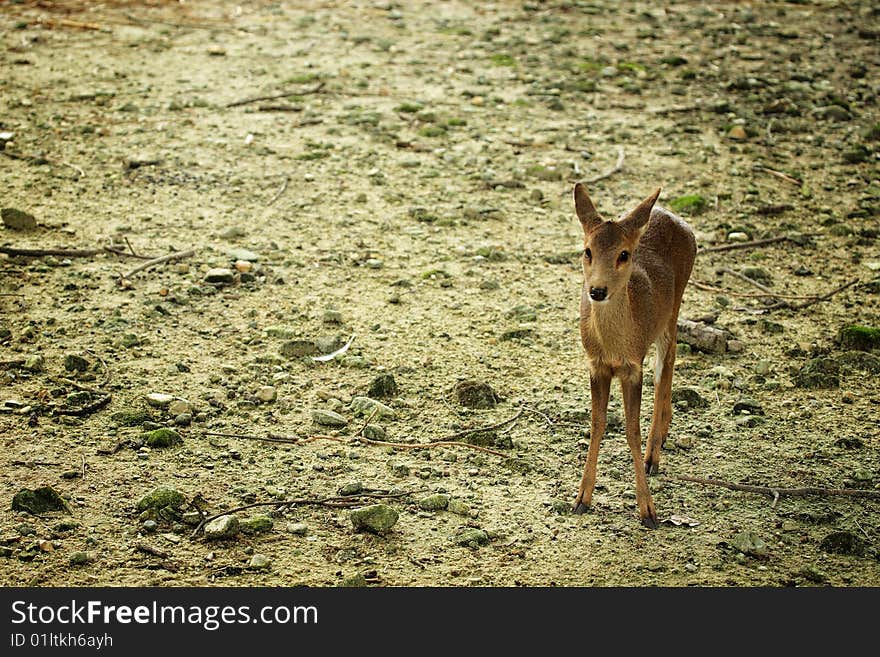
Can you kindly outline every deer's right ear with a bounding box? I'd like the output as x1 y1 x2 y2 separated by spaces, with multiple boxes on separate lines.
574 183 602 233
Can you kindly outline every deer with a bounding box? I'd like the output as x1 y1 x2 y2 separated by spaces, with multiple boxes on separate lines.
571 183 696 528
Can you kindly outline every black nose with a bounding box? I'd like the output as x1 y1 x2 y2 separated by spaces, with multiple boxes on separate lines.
589 287 607 301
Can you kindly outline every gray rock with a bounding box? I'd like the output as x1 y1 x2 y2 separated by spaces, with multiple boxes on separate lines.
228 248 260 262
793 357 840 389
671 387 708 409
453 380 500 409
168 400 192 415
137 487 186 512
731 531 768 557
142 520 158 533
203 514 240 540
368 373 398 398
447 499 471 516
454 528 490 547
362 424 386 440
733 398 764 415
1 208 37 231
280 339 319 358
249 553 271 570
322 309 343 324
350 396 396 419
204 268 235 285
286 522 309 536
265 326 298 339
63 354 90 372
338 481 364 496
69 551 93 566
312 409 348 427
419 494 450 511
255 386 277 403
315 333 345 354
812 105 851 121
173 412 192 427
12 486 72 515
145 392 175 408
819 531 865 556
350 504 399 534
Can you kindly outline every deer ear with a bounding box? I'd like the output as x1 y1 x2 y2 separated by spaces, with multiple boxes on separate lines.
619 188 660 237
574 183 602 233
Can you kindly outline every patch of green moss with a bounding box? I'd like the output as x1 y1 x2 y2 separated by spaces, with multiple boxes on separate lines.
669 194 708 215
838 325 880 352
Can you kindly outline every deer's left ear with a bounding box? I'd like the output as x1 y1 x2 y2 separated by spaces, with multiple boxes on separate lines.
619 188 660 238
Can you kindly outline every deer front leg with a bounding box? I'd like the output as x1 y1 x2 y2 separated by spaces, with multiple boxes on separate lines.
620 367 658 529
573 367 611 514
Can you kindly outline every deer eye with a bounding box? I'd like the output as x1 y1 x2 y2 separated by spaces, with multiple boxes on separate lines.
618 250 629 264
584 248 592 263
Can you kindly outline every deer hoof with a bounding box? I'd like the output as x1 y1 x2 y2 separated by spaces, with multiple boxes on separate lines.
640 515 659 530
644 461 659 476
573 502 590 515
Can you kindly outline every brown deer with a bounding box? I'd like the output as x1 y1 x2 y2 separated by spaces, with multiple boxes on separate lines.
572 183 696 528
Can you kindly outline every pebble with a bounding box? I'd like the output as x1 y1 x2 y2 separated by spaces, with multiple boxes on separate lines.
203 514 240 540
145 428 182 448
12 485 72 515
145 392 175 409
312 409 348 427
280 339 319 358
256 386 277 403
733 398 764 415
338 481 364 496
173 412 192 427
228 248 259 262
322 309 343 324
286 522 309 536
453 380 499 409
142 520 158 533
727 231 750 242
350 396 396 419
454 528 489 547
63 354 90 372
69 551 93 566
340 573 367 587
1 207 37 231
23 355 44 372
368 373 398 398
350 504 399 534
240 514 274 534
731 531 768 557
447 499 471 516
366 258 383 269
249 553 271 570
727 125 748 140
362 424 386 440
204 268 235 285
168 399 192 415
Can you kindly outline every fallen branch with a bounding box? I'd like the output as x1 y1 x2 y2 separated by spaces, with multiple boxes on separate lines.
786 278 859 311
699 236 789 254
670 474 880 501
581 146 625 185
755 166 802 186
55 393 111 417
191 490 412 537
0 245 149 259
120 249 195 281
225 82 325 108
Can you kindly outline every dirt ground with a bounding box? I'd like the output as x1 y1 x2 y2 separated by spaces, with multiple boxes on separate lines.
1 0 878 587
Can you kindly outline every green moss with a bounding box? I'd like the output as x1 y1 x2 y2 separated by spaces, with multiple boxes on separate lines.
669 194 708 215
490 53 516 66
145 428 182 448
418 125 446 138
838 325 880 352
395 102 423 113
296 151 328 161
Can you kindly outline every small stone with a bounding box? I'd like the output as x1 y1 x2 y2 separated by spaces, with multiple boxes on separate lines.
731 531 768 557
228 248 259 262
368 373 398 398
23 355 44 372
675 435 695 449
350 396 396 419
1 207 37 231
727 125 747 140
338 481 364 496
249 553 271 570
727 232 750 242
454 528 490 547
311 409 348 427
145 428 182 448
322 309 344 324
340 573 367 587
286 522 309 536
350 504 399 534
280 339 319 358
204 268 235 285
142 520 158 533
12 486 70 517
671 387 708 409
733 398 764 415
63 354 90 372
203 514 240 540
754 361 772 376
366 258 383 269
812 105 851 121
820 531 864 556
315 333 344 354
240 514 274 534
136 487 186 512
145 392 175 409
419 494 450 511
362 424 386 440
234 260 253 273
447 499 471 516
69 551 93 566
168 400 192 415
15 523 36 536
505 305 537 322
727 340 745 353
454 380 500 409
793 357 840 389
256 386 277 403
111 408 153 427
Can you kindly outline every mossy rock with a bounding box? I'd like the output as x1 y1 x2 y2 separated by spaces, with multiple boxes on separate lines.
145 428 182 448
838 325 880 352
792 357 839 389
136 486 186 512
111 408 155 427
240 514 274 534
836 350 880 374
12 486 72 515
350 504 399 534
820 531 865 556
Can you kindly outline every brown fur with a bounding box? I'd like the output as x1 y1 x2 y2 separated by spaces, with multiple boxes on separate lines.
573 183 696 527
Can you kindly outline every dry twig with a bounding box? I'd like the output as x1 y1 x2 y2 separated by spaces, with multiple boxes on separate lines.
699 236 790 254
225 82 325 108
120 249 195 281
582 146 625 185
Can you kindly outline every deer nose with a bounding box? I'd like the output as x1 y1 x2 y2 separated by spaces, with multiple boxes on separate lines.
589 286 607 301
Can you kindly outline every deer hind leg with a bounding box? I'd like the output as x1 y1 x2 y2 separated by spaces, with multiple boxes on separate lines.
573 367 611 514
620 365 657 528
645 319 679 475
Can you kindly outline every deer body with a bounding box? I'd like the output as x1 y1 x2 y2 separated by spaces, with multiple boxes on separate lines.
572 184 696 528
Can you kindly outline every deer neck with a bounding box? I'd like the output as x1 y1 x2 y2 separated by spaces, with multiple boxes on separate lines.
583 281 637 367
